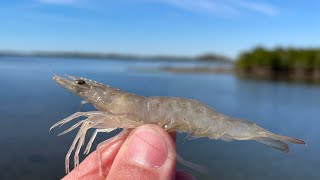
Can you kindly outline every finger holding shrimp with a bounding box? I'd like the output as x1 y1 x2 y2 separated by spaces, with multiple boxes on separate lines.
63 125 193 180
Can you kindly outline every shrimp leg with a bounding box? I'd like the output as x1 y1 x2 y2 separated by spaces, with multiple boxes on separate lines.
84 128 117 155
52 111 143 174
50 111 103 131
64 119 99 173
73 121 99 169
58 120 86 136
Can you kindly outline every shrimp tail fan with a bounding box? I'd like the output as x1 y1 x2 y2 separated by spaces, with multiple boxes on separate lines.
255 134 305 153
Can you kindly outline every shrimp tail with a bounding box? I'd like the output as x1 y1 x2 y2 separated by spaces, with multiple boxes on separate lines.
272 134 305 145
255 133 305 153
256 138 289 152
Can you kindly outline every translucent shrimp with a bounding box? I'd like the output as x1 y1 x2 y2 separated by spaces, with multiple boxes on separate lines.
50 74 305 174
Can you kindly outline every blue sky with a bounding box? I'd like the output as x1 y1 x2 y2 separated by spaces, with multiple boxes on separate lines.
0 0 319 58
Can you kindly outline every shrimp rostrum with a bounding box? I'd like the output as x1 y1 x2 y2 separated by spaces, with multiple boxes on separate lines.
50 74 305 174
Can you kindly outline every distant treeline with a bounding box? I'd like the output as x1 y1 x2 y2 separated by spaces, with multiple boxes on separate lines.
0 50 232 63
235 47 320 79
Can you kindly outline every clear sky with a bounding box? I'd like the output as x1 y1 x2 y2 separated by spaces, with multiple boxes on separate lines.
0 0 319 58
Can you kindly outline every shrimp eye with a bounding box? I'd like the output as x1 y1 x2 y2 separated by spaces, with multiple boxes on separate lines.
76 79 86 85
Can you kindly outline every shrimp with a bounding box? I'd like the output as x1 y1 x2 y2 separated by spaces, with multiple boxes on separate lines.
50 74 305 174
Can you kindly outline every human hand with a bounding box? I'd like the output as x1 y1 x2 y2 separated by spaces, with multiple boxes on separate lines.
63 124 195 180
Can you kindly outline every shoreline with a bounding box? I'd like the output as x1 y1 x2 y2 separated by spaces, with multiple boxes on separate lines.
157 66 233 74
0 50 232 63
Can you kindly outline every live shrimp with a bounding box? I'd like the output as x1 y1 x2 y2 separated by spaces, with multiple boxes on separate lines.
50 74 305 174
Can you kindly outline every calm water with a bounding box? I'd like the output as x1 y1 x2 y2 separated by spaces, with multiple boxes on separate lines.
0 57 318 180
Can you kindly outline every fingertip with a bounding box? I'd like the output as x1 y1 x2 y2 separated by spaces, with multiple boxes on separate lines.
106 124 176 179
127 125 176 168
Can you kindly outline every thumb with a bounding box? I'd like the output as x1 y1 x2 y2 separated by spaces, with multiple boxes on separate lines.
106 124 176 180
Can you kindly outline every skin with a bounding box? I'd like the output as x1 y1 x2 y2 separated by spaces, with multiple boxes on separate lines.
62 124 195 180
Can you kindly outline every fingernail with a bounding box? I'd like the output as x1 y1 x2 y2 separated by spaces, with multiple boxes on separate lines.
126 127 168 168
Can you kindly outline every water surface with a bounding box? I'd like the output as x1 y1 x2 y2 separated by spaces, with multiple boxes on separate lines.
0 57 317 179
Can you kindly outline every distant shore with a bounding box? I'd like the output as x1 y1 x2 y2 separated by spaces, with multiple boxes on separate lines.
0 50 232 63
235 47 320 81
129 65 233 74
157 66 233 74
